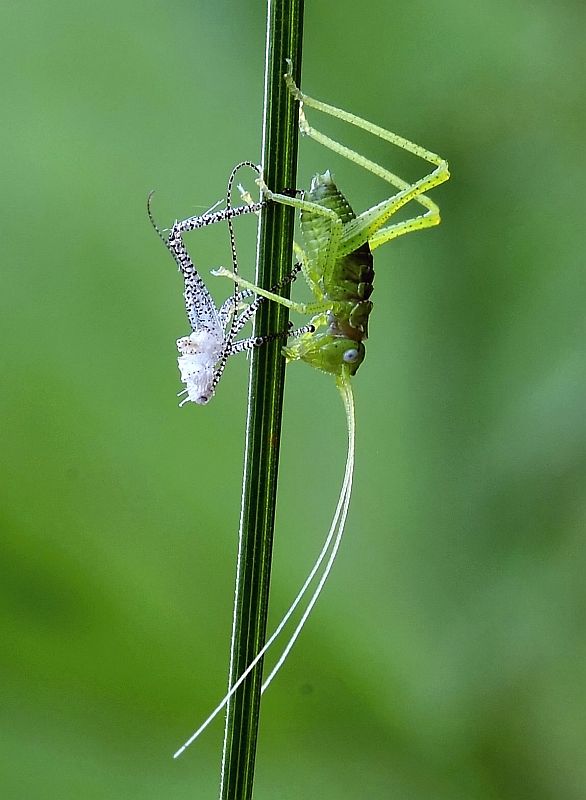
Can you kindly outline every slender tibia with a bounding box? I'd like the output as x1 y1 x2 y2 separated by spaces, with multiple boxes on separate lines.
212 267 331 318
340 162 448 256
284 58 445 168
368 208 441 251
229 263 303 334
171 200 263 238
281 58 449 252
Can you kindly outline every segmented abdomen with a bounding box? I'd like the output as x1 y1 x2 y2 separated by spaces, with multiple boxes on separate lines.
300 171 374 341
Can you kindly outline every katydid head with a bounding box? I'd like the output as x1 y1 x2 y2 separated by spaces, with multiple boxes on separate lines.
284 333 365 377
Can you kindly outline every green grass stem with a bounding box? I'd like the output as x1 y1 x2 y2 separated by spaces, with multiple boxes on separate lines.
218 2 304 798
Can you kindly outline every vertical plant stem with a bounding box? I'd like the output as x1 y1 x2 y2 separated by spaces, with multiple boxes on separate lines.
219 2 304 799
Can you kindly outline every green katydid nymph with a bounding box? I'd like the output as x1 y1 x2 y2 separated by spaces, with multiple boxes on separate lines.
172 59 450 757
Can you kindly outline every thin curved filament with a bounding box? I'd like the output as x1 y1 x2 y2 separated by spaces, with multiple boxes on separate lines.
173 372 355 758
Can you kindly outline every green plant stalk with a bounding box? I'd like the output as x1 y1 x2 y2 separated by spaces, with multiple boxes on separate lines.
218 2 304 798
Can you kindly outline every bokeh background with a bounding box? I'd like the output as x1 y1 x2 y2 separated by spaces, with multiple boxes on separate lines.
1 1 584 798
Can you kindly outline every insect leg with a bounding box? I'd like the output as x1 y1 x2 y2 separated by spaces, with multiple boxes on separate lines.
297 117 448 255
148 191 219 329
284 57 447 176
170 200 263 238
227 315 314 356
212 267 332 319
257 175 344 287
231 262 303 334
226 331 284 354
206 263 306 403
167 198 265 329
222 162 262 353
340 167 448 256
218 261 302 333
148 191 264 331
283 59 449 251
367 209 444 251
287 322 316 338
226 322 315 358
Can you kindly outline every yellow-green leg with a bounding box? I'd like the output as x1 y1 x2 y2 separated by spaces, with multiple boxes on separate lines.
282 59 450 251
212 267 332 318
257 175 344 286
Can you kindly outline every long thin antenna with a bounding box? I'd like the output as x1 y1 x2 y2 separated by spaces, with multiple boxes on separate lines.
173 370 355 758
262 372 354 692
146 190 166 243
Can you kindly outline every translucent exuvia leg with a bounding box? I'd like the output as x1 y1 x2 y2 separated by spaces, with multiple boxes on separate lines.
149 163 271 404
229 262 303 336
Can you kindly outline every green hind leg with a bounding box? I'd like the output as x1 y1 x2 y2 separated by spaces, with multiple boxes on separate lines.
283 59 450 252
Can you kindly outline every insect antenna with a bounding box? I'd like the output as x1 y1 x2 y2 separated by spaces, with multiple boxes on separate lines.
146 190 167 244
261 372 354 691
224 163 260 336
173 370 355 758
205 162 263 395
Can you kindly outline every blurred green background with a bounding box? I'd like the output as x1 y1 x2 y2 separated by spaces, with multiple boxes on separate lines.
1 1 584 798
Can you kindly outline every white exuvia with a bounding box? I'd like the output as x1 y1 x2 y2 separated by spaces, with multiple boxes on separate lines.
176 330 225 406
148 161 267 407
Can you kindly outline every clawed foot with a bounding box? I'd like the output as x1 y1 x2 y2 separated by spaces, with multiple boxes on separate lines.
284 58 303 102
211 266 232 280
255 175 274 201
298 106 311 136
237 183 256 207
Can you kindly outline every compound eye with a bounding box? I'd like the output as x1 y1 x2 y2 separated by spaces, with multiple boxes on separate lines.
343 348 359 364
196 395 210 405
